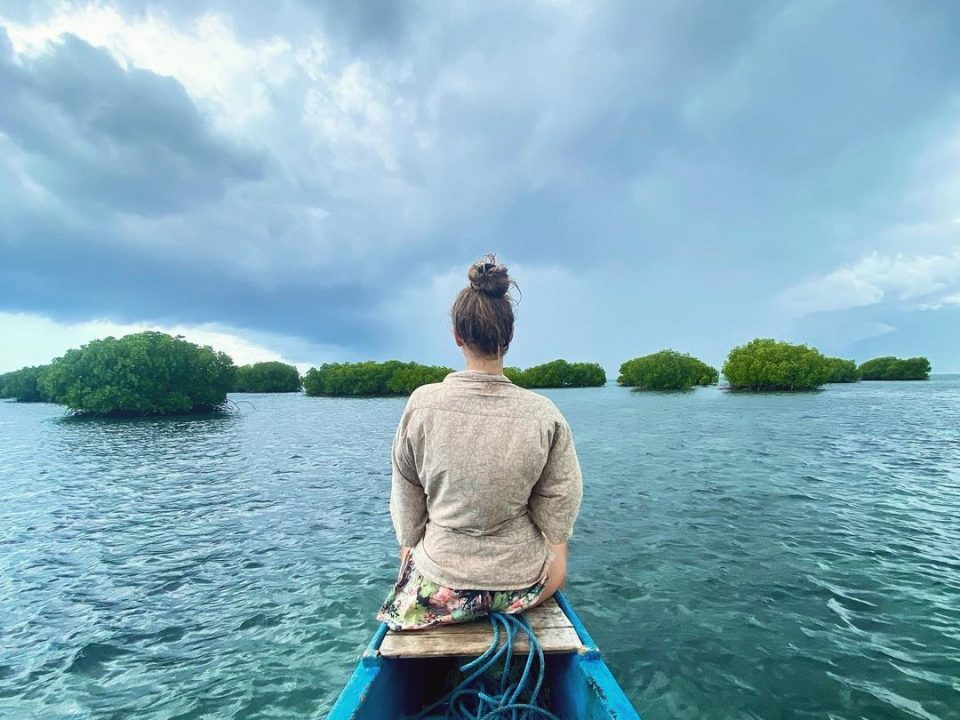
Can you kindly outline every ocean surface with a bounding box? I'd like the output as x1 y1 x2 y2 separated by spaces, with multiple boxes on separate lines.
1 377 958 720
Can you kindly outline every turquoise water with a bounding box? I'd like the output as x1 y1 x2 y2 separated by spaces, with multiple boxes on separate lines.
2 378 959 719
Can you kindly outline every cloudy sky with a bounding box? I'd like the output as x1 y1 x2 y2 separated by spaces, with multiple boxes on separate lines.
2 0 959 374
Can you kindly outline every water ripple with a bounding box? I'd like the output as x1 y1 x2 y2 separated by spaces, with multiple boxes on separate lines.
2 381 959 718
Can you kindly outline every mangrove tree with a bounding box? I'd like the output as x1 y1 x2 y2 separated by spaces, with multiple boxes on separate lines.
234 361 301 393
0 365 53 402
722 338 829 391
822 357 861 383
618 350 719 390
302 361 453 396
41 332 236 416
858 356 931 381
505 360 606 388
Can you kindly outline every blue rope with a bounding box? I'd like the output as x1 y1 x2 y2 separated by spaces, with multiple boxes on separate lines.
414 612 561 720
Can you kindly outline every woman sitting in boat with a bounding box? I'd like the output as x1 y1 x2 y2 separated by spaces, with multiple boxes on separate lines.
377 256 583 631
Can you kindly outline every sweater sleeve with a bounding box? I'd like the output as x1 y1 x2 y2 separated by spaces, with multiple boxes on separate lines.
389 407 427 547
529 419 583 544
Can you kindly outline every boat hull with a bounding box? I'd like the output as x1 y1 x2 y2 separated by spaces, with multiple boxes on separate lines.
326 592 641 719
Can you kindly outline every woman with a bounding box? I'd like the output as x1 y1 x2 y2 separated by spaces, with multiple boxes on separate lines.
377 256 583 631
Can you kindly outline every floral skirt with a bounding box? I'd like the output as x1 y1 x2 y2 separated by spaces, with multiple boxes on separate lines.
376 555 546 631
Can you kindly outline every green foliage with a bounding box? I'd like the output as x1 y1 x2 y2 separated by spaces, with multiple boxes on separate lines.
506 360 606 389
859 356 931 381
0 365 54 402
302 361 453 396
722 338 830 391
503 367 526 386
618 350 719 390
822 357 861 383
235 361 301 393
40 332 236 416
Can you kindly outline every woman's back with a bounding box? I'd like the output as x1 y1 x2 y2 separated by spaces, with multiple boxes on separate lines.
392 370 582 589
378 255 583 631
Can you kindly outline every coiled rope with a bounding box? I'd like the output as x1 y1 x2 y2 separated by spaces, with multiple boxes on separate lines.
414 612 561 720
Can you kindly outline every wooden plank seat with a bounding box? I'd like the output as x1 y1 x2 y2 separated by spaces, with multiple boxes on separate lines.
378 598 583 658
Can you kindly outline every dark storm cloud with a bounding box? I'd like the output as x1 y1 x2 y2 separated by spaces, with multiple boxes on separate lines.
2 1 960 365
0 209 383 349
309 0 414 51
356 0 960 277
0 28 264 216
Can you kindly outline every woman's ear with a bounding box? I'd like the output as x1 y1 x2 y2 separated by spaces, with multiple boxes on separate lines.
452 327 464 348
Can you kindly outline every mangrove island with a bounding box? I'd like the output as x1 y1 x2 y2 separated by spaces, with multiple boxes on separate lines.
234 361 302 393
0 365 54 403
822 357 861 383
39 332 236 416
722 338 831 391
618 350 719 390
302 361 453 396
859 356 931 381
1 331 937 410
504 360 606 388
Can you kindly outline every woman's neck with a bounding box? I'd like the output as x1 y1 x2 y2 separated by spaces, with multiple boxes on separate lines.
464 353 504 375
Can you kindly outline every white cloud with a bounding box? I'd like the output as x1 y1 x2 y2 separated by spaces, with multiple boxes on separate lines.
0 312 343 373
780 266 885 316
2 6 294 134
0 2 433 236
780 248 960 316
917 291 960 311
1 4 418 173
301 59 405 173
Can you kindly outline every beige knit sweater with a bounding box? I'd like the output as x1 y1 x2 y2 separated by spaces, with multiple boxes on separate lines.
390 370 583 589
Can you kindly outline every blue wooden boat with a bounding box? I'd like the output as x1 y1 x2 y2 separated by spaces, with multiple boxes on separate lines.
327 592 641 719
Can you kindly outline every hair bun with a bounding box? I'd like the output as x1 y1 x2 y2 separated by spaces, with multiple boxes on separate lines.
468 256 511 298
